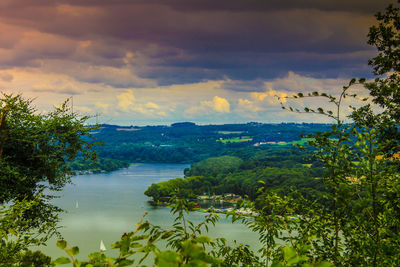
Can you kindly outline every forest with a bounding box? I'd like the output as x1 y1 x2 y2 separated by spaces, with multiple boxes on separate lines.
1 2 400 267
71 122 331 172
145 148 326 202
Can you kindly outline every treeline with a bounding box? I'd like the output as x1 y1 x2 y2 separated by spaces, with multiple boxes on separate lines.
93 123 332 164
145 148 326 202
68 157 130 173
67 121 332 173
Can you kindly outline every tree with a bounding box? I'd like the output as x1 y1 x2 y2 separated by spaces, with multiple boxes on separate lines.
0 93 97 202
0 93 98 265
273 3 400 265
365 2 400 151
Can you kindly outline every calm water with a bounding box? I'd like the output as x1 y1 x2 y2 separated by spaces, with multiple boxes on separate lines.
40 163 261 259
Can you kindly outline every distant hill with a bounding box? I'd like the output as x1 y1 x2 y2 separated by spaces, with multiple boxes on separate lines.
90 123 332 164
171 122 196 127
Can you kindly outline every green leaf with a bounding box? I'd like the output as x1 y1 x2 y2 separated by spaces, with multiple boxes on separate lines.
66 246 79 257
194 236 213 244
155 251 181 267
137 221 150 231
88 252 105 261
56 240 67 250
287 255 301 265
52 257 71 265
283 246 297 261
120 236 130 255
271 262 284 267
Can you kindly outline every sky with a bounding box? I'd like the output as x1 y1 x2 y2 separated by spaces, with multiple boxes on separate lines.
0 0 394 125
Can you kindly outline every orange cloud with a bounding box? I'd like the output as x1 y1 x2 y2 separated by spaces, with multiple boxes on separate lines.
201 96 230 113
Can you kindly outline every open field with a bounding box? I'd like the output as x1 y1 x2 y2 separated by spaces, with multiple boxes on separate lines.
219 136 253 143
274 138 314 146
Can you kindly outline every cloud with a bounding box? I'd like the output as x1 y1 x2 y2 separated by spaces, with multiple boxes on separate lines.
221 79 266 92
250 92 268 101
0 0 382 87
95 101 110 112
76 105 92 113
185 96 230 116
70 65 157 88
31 83 82 95
202 96 230 113
236 90 286 115
115 90 167 117
136 0 391 13
237 98 262 113
117 90 135 111
0 73 13 82
263 90 288 104
232 70 373 121
264 71 349 93
145 102 160 110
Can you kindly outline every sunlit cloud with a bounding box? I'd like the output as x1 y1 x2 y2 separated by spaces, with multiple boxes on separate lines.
115 90 167 117
202 96 230 113
237 99 262 113
145 102 161 110
117 90 135 111
0 67 373 124
185 96 230 117
250 92 268 101
95 101 110 112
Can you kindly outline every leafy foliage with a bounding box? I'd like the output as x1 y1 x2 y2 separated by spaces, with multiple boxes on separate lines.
0 93 98 265
0 93 98 203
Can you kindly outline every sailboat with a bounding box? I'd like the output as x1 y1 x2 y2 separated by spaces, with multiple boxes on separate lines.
75 201 79 209
100 240 106 252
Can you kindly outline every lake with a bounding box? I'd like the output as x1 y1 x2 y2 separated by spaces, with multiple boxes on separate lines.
40 163 261 260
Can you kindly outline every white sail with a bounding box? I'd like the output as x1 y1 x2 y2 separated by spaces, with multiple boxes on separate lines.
100 240 106 252
75 201 79 209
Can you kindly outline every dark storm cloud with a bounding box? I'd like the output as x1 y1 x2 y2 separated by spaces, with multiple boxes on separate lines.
48 0 394 13
145 0 394 13
221 79 267 92
0 0 393 86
